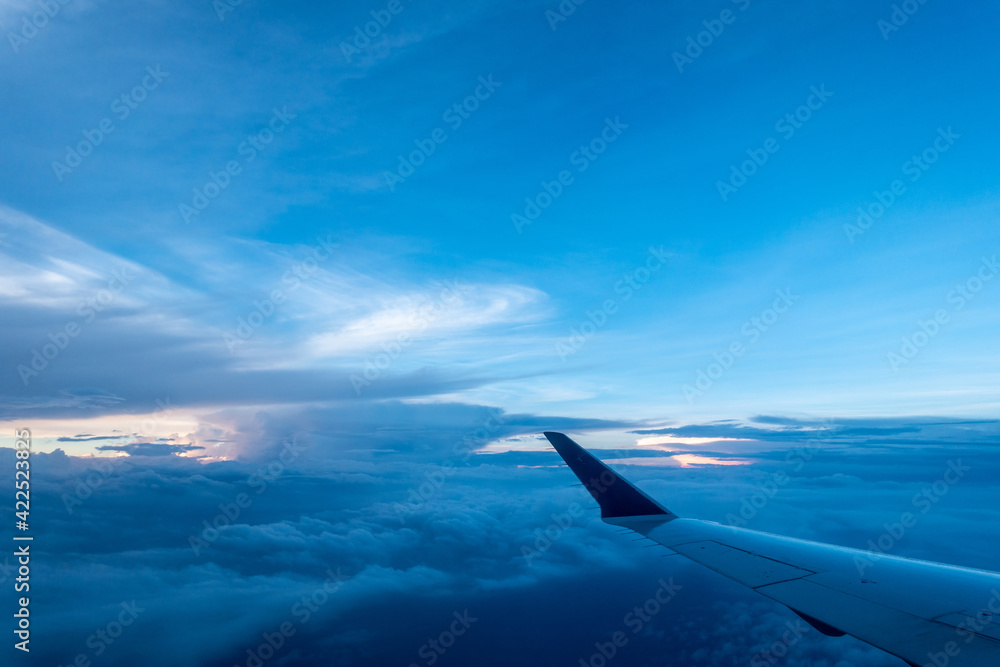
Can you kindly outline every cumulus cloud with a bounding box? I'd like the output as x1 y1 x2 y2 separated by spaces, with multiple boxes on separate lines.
4 412 997 665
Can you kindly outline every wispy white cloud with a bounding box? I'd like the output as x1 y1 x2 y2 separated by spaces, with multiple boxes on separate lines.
0 207 554 429
302 283 547 359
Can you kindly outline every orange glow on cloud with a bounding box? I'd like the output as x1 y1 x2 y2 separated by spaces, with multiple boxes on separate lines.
671 454 751 468
603 455 751 468
636 435 754 448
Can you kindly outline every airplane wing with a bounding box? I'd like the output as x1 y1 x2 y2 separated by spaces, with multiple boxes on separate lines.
544 431 1000 667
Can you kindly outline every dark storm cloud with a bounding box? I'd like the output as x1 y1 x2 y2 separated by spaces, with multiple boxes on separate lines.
0 300 515 418
192 399 635 462
95 442 205 456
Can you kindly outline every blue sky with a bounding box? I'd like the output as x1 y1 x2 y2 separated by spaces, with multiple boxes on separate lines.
2 0 1000 665
4 0 1000 427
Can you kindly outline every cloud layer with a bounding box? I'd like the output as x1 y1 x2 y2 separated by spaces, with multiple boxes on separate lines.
3 411 997 665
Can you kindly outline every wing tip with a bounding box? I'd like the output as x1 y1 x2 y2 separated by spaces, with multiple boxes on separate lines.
542 430 675 520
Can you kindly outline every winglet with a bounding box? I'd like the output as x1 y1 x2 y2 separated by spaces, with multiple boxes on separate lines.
544 432 677 521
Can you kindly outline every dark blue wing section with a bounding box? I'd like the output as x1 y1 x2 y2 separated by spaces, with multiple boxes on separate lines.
544 432 677 520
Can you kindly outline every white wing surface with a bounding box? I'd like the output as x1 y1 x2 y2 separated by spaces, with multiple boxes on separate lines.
544 431 1000 667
